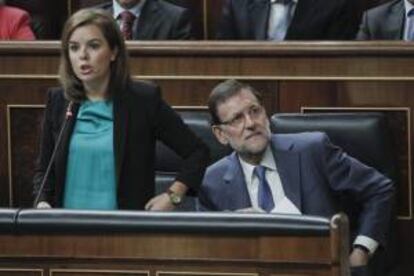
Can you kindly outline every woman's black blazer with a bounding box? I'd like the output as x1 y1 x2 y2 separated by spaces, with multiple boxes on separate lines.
33 81 209 209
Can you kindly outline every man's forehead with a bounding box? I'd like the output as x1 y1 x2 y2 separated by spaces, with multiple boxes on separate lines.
217 89 260 116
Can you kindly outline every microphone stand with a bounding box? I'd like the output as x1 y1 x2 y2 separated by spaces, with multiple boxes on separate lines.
33 102 74 208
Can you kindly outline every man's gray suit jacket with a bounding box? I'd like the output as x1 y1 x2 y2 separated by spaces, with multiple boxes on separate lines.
356 0 405 40
198 132 394 247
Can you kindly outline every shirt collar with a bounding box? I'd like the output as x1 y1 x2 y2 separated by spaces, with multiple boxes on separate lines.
404 0 414 17
113 0 146 19
238 145 277 183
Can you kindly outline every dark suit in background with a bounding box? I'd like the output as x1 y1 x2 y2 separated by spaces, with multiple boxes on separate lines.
33 81 209 209
356 0 404 40
100 0 193 40
215 0 359 40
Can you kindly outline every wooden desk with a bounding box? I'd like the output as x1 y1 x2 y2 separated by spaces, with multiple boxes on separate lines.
0 210 350 276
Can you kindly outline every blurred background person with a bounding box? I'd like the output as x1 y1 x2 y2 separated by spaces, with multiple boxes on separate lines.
215 0 359 40
33 8 208 210
0 0 35 40
97 0 193 40
356 0 413 40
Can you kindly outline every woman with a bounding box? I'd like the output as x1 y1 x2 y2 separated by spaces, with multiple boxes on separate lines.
33 8 209 210
0 0 35 40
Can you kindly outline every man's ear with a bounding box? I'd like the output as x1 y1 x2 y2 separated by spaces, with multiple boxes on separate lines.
212 125 229 145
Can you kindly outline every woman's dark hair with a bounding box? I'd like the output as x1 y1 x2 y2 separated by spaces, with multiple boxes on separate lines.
59 8 130 102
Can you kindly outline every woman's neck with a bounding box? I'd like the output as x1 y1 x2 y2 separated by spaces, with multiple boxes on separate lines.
84 77 110 101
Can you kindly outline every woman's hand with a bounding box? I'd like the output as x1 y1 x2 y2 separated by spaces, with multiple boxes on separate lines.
36 201 52 209
145 181 188 211
145 193 175 211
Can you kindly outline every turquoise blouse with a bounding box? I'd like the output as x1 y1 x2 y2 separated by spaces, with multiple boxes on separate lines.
63 100 117 210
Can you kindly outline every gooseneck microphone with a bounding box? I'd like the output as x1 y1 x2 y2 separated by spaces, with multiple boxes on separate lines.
33 101 74 208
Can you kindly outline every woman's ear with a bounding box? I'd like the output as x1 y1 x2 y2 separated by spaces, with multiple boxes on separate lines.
111 47 118 61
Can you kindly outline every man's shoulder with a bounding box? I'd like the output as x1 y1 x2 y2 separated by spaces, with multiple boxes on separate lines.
204 153 236 179
157 0 186 12
364 0 402 17
94 1 113 10
272 132 328 151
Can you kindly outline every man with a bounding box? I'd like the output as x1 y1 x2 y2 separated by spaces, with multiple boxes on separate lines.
215 0 359 40
356 0 413 40
98 0 193 40
198 79 395 274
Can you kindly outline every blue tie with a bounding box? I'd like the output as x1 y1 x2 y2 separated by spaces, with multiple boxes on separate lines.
254 166 275 212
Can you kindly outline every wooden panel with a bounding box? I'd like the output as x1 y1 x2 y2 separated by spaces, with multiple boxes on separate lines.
8 106 44 207
157 272 257 276
0 269 42 276
0 213 346 276
0 78 57 208
51 269 149 276
0 234 331 262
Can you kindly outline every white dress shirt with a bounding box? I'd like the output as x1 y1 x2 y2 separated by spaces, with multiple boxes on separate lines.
239 145 300 214
238 145 378 254
404 0 414 40
267 0 298 40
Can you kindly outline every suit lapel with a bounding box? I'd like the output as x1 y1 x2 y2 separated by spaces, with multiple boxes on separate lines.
223 153 251 210
249 0 270 39
384 0 405 39
136 0 159 39
286 0 313 38
271 136 302 212
113 93 129 187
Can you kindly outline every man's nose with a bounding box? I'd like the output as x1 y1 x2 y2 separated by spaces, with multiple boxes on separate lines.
244 112 255 128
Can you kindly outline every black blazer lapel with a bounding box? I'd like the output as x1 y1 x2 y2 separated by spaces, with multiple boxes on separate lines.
223 153 251 210
249 0 270 40
113 94 129 187
271 139 302 212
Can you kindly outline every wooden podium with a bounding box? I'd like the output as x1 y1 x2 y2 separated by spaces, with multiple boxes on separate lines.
0 210 350 276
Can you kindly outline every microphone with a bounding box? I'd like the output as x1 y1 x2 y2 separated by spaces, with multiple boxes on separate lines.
33 101 74 208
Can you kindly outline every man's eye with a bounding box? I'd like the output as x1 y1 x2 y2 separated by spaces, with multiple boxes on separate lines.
232 114 243 125
251 106 260 114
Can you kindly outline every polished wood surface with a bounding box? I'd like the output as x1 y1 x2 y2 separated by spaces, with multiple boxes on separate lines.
0 214 349 276
0 41 412 274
